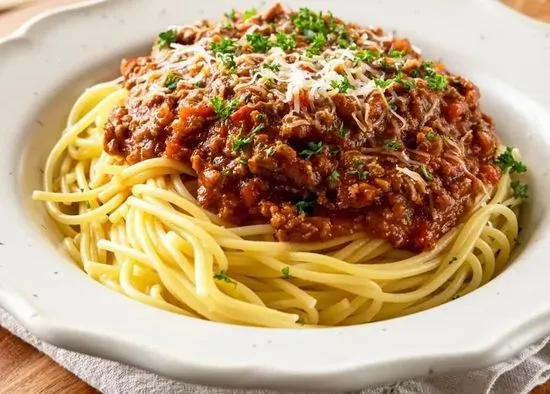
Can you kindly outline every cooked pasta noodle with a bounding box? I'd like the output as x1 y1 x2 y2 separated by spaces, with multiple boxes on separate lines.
33 80 524 328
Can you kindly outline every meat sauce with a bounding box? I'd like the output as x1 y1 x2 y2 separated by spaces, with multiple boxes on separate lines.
104 4 501 251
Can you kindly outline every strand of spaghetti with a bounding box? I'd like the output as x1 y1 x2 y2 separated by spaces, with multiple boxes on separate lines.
288 233 364 252
343 299 383 325
126 196 229 271
67 80 122 127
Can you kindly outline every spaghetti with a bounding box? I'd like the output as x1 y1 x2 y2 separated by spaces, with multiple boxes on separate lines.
33 5 527 328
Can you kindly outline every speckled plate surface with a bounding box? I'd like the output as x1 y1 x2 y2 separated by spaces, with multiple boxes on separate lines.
0 0 550 391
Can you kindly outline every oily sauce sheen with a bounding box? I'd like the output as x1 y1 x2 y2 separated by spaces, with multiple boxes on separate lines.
104 4 501 251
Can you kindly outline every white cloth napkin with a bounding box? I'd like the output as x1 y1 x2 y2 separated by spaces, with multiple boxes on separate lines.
1 307 550 394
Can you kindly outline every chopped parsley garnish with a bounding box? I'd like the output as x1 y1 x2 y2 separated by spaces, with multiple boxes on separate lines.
158 29 177 49
243 8 257 20
348 169 369 180
420 165 433 181
232 124 265 152
388 50 405 58
426 130 438 141
330 77 352 93
296 199 315 216
236 157 248 166
306 33 326 56
214 270 235 284
338 38 356 49
225 9 237 20
395 71 416 91
356 49 381 63
374 78 393 89
164 73 181 91
328 169 341 183
246 32 271 53
339 124 347 138
384 139 402 151
292 7 328 37
217 53 236 71
281 267 291 279
274 32 297 51
511 180 529 199
495 147 527 173
422 61 448 91
299 141 324 159
263 62 281 72
211 96 240 119
221 168 231 177
211 37 237 54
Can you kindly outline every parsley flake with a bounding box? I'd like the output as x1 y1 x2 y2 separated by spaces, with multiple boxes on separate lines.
296 199 315 216
263 62 281 72
328 169 341 183
348 169 369 180
374 78 393 89
214 270 235 284
356 49 381 63
384 139 402 151
388 50 405 58
275 32 297 51
158 29 177 49
211 37 237 54
299 142 324 159
243 8 257 20
422 62 448 91
495 147 527 173
281 267 291 279
426 130 438 141
211 96 240 119
164 73 181 91
420 165 433 181
330 77 352 93
246 32 271 53
306 32 326 56
338 123 347 138
232 124 265 152
511 180 529 199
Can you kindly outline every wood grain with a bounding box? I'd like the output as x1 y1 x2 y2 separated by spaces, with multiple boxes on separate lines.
0 1 548 393
0 327 96 394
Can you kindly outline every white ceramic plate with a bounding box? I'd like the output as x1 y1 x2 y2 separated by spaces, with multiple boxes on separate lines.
1 0 550 391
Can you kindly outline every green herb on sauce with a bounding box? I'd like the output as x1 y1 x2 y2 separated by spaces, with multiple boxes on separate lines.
495 147 527 173
374 78 393 89
306 33 327 56
426 130 438 141
232 124 264 152
395 71 416 91
214 270 235 284
158 29 177 49
338 124 348 138
236 157 248 166
263 62 281 72
243 8 257 20
299 141 324 159
281 267 291 279
296 199 315 216
225 9 237 20
211 96 240 119
246 32 272 53
511 180 529 199
420 165 433 182
422 61 448 91
292 8 328 37
384 139 402 151
221 168 232 177
328 169 341 183
388 50 405 58
164 73 181 91
356 49 381 63
330 77 352 93
211 37 237 56
348 169 369 180
274 32 297 51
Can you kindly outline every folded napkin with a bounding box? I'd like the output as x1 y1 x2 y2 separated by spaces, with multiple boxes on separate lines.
1 307 550 394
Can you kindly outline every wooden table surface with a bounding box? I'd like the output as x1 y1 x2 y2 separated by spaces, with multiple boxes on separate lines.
0 0 549 393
